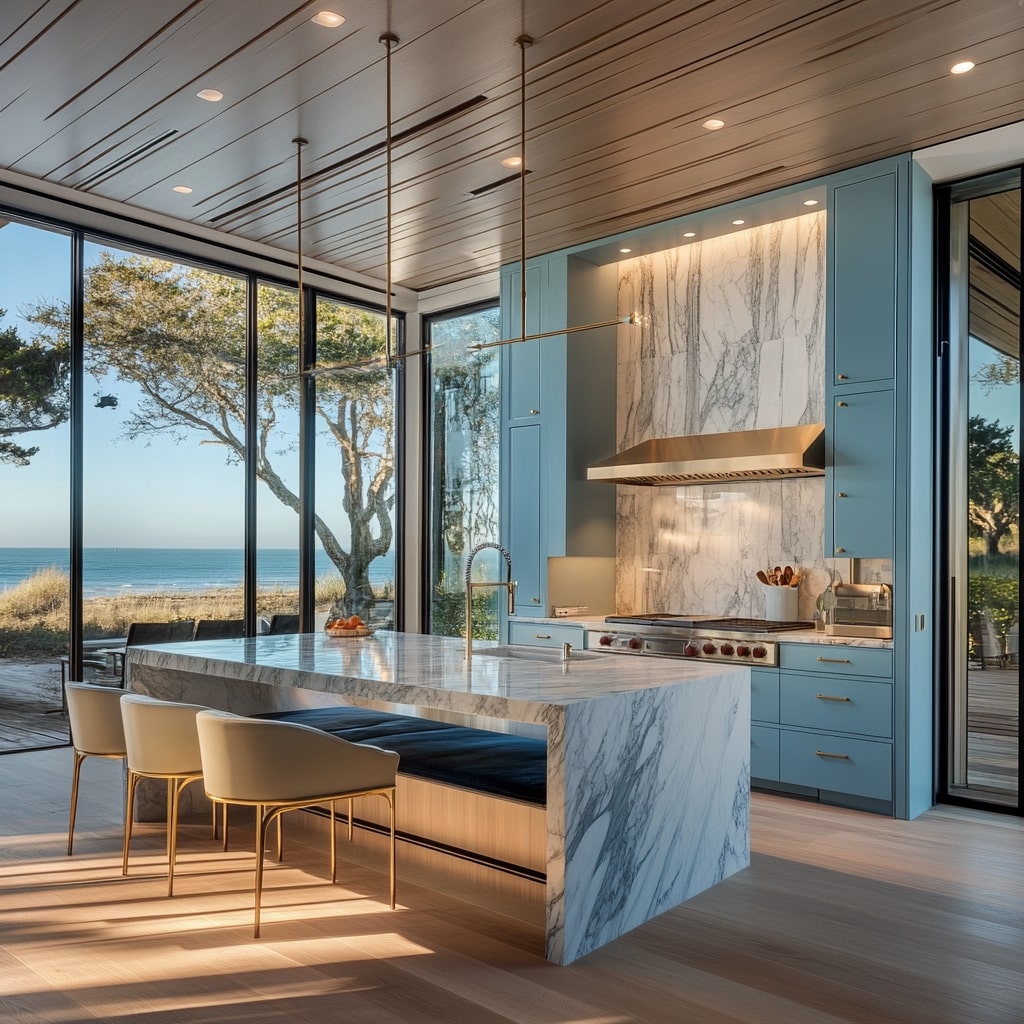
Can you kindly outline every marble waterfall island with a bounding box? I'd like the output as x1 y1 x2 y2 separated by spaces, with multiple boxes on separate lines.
127 632 750 965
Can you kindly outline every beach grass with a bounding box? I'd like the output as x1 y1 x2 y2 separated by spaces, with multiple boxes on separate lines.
0 568 349 659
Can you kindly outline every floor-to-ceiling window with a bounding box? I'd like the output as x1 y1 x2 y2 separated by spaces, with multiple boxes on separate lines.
0 217 72 747
312 295 397 626
942 170 1021 811
0 200 405 751
424 303 500 637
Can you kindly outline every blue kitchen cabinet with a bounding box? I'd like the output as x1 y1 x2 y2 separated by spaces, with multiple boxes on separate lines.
829 169 899 387
827 386 895 558
499 256 617 632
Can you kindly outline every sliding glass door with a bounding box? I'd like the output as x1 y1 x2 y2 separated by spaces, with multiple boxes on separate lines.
943 171 1021 810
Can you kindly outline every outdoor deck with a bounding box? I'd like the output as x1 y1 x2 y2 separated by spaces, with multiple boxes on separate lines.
0 655 1018 805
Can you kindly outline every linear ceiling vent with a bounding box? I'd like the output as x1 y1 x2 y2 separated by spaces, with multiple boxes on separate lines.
74 130 179 188
467 169 532 197
587 424 826 486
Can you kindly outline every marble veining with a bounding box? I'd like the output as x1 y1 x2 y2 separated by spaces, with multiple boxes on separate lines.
614 213 840 618
127 632 749 966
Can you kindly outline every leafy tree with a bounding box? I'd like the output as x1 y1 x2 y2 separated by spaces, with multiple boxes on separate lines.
27 254 393 617
967 414 1019 558
0 310 69 465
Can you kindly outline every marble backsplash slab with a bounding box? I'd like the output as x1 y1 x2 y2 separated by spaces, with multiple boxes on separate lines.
614 212 837 618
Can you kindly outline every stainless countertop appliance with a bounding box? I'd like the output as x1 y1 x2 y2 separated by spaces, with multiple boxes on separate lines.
824 583 893 639
589 613 815 668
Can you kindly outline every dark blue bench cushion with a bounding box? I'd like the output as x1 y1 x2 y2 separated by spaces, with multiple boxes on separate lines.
256 706 546 806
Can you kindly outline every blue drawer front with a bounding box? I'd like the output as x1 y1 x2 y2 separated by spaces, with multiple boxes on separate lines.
779 644 893 678
751 668 780 723
780 731 892 801
780 675 893 738
508 621 584 648
751 725 780 781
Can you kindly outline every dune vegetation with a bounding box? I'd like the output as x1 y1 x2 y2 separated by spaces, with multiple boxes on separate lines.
0 567 348 659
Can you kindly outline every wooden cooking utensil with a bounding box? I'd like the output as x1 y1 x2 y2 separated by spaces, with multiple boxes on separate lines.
756 570 769 585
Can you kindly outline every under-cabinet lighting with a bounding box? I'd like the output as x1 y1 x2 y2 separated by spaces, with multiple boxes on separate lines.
619 247 632 253
732 219 745 225
196 89 224 102
803 199 819 206
683 231 696 238
950 60 975 75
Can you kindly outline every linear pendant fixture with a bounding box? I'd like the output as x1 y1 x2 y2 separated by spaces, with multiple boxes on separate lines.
467 35 641 353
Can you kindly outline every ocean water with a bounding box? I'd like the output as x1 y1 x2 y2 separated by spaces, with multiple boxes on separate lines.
0 547 394 598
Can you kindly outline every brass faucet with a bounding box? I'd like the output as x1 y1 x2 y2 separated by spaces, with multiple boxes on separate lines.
464 543 516 661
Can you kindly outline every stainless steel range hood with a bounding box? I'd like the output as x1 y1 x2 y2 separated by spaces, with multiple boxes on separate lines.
586 424 825 486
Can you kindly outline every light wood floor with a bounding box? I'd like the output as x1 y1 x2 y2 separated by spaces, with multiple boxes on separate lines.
0 748 1021 1024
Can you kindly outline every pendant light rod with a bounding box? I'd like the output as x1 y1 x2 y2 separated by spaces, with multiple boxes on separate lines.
491 33 638 353
380 31 399 371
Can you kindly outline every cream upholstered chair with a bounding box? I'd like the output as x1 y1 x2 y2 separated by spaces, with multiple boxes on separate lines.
65 682 128 856
120 693 212 896
195 709 399 938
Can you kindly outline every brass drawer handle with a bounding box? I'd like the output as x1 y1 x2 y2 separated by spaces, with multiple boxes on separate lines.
528 408 540 415
816 656 852 664
815 693 852 702
815 750 851 760
837 400 848 407
534 633 551 639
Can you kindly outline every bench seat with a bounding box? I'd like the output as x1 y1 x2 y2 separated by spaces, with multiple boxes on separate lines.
255 706 546 806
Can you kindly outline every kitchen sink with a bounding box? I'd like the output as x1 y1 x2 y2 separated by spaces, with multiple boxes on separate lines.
472 645 606 663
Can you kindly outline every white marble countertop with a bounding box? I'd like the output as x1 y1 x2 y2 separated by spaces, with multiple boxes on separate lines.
128 630 747 725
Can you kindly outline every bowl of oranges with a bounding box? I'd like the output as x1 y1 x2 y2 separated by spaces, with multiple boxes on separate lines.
324 614 373 638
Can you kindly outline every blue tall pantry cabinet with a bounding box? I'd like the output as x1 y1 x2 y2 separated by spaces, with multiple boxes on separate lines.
498 255 617 627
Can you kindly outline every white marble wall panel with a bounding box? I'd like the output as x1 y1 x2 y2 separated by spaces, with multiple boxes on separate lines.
615 212 837 617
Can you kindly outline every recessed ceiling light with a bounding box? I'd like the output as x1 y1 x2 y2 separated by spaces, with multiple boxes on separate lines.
619 247 632 254
702 118 726 131
196 88 224 102
311 10 345 27
500 156 523 168
950 60 975 75
172 185 193 194
732 219 745 226
803 199 819 207
683 231 696 238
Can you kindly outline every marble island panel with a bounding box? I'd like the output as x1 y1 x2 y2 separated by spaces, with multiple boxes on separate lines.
127 631 750 966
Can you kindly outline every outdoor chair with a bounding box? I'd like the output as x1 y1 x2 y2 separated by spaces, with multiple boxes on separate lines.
192 618 246 641
265 614 300 635
65 682 127 856
120 693 215 896
119 619 197 683
195 709 398 937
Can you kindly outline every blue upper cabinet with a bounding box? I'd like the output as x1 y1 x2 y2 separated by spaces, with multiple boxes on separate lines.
503 265 544 422
829 169 899 387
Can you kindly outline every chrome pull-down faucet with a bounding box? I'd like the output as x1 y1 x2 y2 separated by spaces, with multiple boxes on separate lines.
464 543 516 661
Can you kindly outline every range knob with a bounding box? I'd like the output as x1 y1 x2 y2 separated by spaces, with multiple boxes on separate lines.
684 643 700 657
752 645 768 660
599 635 613 646
736 644 751 657
628 637 642 651
702 642 717 655
719 643 735 656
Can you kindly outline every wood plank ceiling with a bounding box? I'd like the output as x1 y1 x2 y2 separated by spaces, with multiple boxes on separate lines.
1 0 1023 293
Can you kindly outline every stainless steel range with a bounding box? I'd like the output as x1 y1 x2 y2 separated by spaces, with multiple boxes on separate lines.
588 613 814 667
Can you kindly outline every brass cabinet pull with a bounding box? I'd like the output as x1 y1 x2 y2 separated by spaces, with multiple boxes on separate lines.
534 633 551 639
837 374 849 380
815 750 851 760
816 656 852 664
528 408 540 415
837 400 848 407
815 693 852 702
836 491 848 498
834 547 846 553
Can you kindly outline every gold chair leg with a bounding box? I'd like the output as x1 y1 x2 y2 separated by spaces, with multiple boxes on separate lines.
387 790 396 909
276 812 284 862
67 750 85 856
330 799 337 883
347 796 353 841
254 806 272 939
122 770 139 876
